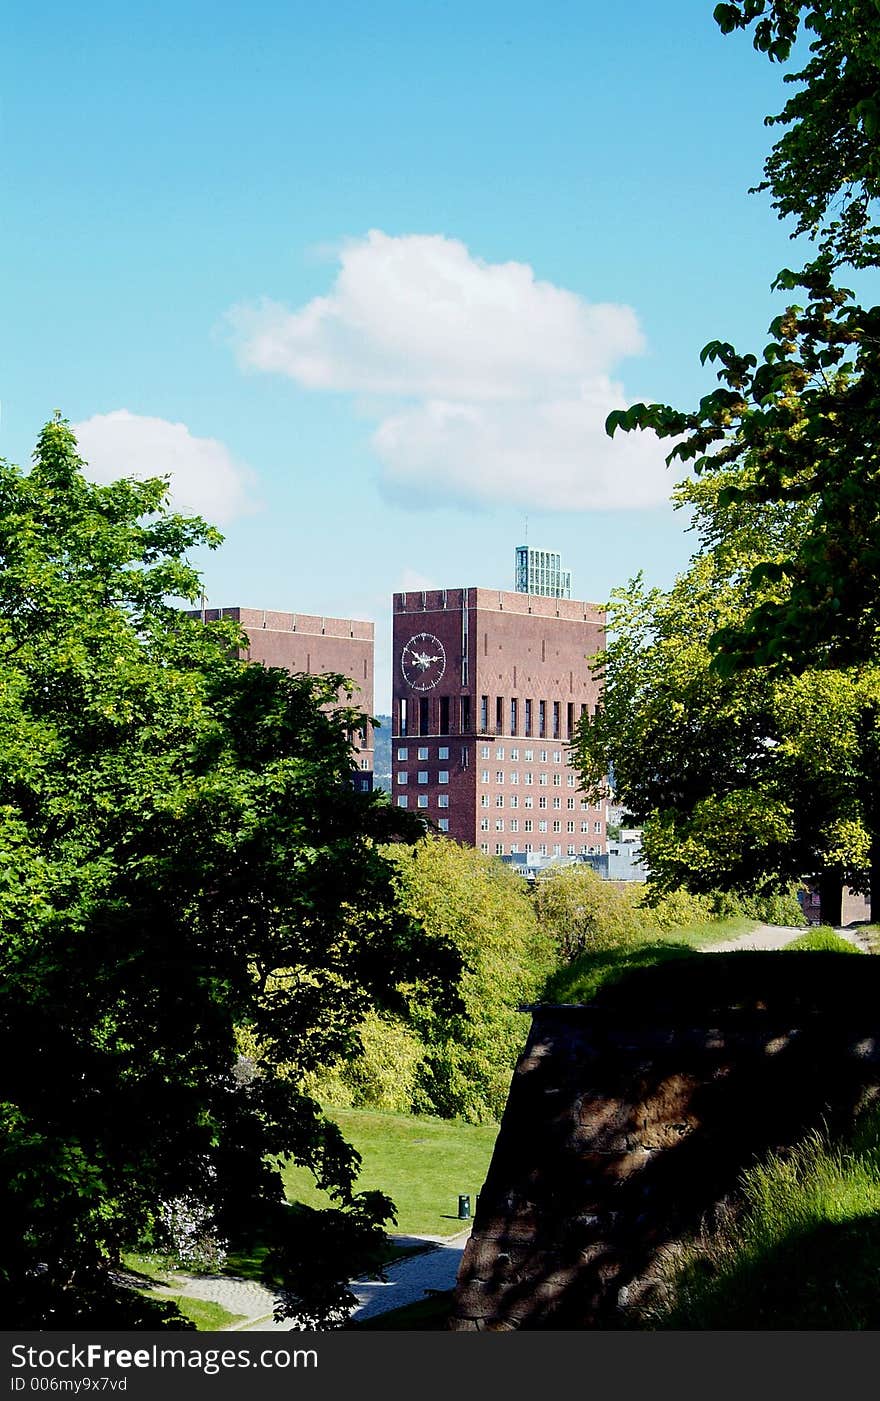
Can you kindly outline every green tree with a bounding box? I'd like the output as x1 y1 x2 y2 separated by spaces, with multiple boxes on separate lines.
376 837 555 1123
574 474 877 921
0 417 457 1328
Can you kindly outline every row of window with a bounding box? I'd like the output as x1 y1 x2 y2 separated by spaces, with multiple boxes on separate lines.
394 746 570 765
479 770 576 786
481 844 600 857
396 746 451 762
480 819 601 833
397 771 449 785
397 795 449 808
398 696 591 740
480 795 598 812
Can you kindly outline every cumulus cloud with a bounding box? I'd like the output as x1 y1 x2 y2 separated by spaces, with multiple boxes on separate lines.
73 410 258 524
228 230 670 510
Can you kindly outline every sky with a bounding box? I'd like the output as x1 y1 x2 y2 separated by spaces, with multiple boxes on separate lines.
6 0 821 709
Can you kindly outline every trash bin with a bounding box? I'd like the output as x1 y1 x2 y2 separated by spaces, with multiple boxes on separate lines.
457 1194 471 1220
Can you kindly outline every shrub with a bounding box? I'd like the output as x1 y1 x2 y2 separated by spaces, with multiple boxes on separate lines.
531 865 644 959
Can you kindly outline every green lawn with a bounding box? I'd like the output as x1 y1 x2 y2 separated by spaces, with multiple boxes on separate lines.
280 1108 499 1238
163 1295 247 1331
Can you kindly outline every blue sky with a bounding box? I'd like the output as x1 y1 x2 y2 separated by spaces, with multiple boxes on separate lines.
7 0 819 708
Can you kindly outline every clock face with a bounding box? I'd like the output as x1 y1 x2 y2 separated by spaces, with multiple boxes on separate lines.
401 632 447 691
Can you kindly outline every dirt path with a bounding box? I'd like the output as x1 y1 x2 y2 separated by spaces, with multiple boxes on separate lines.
706 922 874 953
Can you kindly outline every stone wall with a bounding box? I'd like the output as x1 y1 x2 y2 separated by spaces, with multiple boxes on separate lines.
450 952 880 1329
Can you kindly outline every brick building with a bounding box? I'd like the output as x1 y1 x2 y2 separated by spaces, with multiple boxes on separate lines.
193 606 374 789
391 588 606 857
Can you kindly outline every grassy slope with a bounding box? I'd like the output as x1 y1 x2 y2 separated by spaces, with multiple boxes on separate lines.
280 1108 499 1238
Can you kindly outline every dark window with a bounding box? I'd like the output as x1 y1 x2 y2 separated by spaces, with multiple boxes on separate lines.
461 695 471 733
525 699 532 737
510 698 518 735
400 697 408 736
567 702 574 738
539 701 546 738
419 697 430 735
439 696 450 734
480 695 489 732
496 696 504 735
553 702 560 739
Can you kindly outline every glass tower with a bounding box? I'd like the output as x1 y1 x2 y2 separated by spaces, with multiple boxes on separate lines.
514 545 572 599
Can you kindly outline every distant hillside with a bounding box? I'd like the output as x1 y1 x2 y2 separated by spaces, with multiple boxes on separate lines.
372 715 392 791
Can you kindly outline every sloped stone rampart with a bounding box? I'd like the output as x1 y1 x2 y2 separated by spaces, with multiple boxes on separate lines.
449 952 880 1329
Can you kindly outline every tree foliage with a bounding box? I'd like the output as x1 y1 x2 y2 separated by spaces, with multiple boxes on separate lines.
0 418 457 1328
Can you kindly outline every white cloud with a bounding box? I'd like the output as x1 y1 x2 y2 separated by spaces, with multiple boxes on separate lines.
228 230 671 511
72 410 258 524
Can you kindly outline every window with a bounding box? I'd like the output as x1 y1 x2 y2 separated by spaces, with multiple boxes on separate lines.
538 701 546 737
552 703 560 739
480 818 490 831
438 794 449 809
552 820 561 833
581 821 589 832
439 696 450 734
553 773 561 787
510 748 519 761
510 819 519 832
524 699 533 737
509 794 518 809
460 695 471 732
552 797 561 809
418 771 428 784
524 749 534 762
568 844 576 856
496 746 505 761
480 696 489 732
567 797 575 809
539 843 547 855
439 771 449 784
417 795 428 808
397 796 408 808
481 770 490 783
496 696 504 734
418 747 429 760
539 820 548 833
567 820 575 833
495 819 504 831
481 745 491 759
496 794 505 808
439 818 449 832
397 772 408 785
540 749 548 763
539 796 547 809
525 842 533 853
480 843 490 853
438 746 449 761
510 771 519 785
594 820 603 832
553 843 561 856
419 697 429 735
539 773 548 786
580 799 589 810
496 771 504 784
524 795 533 809
511 844 520 854
524 772 533 786
399 697 408 737
396 747 408 761
480 795 490 808
495 843 505 855
567 702 574 739
510 698 518 735
553 750 562 763
567 775 576 787
524 820 533 833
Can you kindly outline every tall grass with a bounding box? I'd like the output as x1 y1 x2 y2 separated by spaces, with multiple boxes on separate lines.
649 1105 880 1329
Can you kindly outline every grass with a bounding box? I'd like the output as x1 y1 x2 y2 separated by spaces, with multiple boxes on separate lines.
650 1105 880 1329
280 1108 499 1238
161 1295 247 1331
783 926 863 953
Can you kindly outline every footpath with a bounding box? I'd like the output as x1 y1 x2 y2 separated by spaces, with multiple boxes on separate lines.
145 1228 471 1332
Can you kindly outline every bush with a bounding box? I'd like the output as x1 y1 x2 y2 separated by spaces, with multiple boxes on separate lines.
531 865 644 959
783 927 861 954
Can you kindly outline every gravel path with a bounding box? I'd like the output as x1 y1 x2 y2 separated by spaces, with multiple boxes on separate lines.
145 1228 470 1331
706 922 874 953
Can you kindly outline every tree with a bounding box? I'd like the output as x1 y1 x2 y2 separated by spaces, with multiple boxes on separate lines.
574 473 878 922
306 837 554 1124
0 417 458 1328
596 1 880 913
